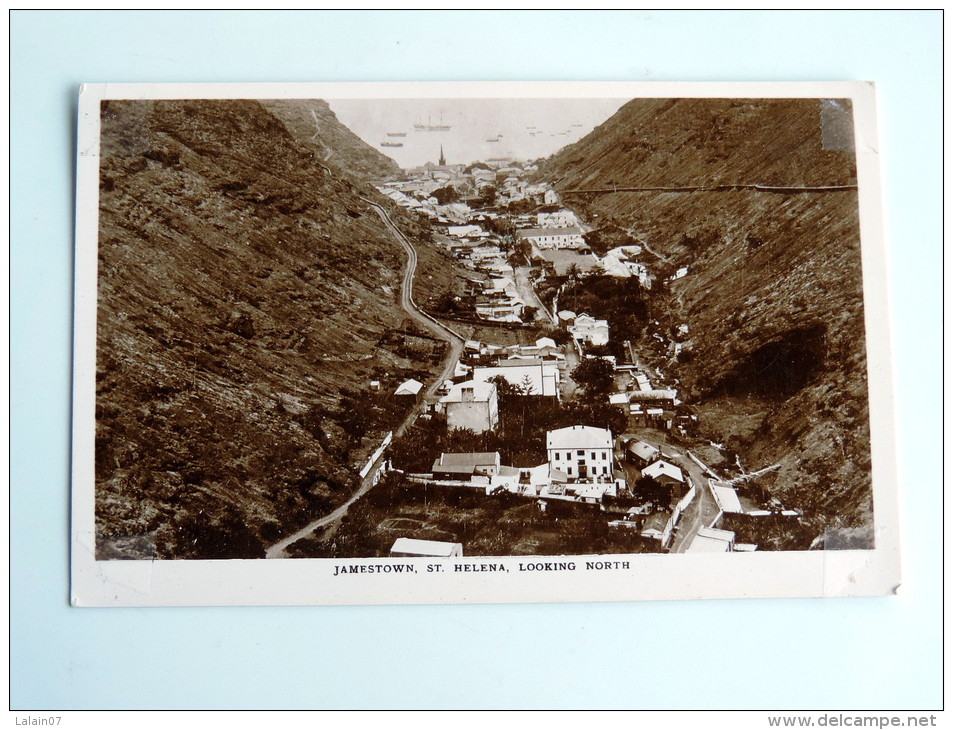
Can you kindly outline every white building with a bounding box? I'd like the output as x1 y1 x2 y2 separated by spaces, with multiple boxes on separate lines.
437 380 499 434
447 224 485 239
642 459 685 487
686 527 736 554
472 359 560 398
568 313 610 347
536 210 579 228
546 425 614 480
394 378 424 396
516 226 585 250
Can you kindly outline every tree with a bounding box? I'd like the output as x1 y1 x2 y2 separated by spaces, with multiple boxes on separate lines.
571 357 615 399
488 374 515 398
431 185 460 205
477 185 498 207
515 374 537 396
632 476 673 512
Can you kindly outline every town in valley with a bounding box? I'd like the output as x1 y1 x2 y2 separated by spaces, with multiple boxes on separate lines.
94 97 872 561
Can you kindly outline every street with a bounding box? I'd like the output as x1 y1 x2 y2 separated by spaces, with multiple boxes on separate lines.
266 199 465 558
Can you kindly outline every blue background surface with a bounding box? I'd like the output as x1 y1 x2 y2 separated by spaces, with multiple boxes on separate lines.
10 10 942 709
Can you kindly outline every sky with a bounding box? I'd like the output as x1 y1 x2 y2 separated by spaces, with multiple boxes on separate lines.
328 97 629 169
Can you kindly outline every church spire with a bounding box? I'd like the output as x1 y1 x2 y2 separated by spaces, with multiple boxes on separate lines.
439 145 446 166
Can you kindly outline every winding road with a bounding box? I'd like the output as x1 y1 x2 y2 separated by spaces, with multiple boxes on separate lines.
265 197 465 558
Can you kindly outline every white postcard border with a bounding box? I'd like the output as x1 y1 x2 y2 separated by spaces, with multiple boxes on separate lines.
71 81 900 607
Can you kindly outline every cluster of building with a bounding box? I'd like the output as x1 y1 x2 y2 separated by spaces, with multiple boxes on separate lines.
419 424 625 505
433 337 567 433
375 155 558 226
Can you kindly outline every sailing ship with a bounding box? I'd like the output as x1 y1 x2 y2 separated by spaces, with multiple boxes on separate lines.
414 112 451 131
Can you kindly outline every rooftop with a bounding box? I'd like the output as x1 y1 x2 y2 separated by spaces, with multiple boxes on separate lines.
627 440 659 460
439 380 496 404
547 425 613 450
517 226 583 238
642 460 685 483
709 481 744 514
390 538 462 558
394 378 424 396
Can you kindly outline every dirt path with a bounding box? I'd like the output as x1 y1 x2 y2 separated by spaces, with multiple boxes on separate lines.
265 198 464 558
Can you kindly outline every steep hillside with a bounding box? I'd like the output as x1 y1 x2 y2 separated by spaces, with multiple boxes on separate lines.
539 98 872 542
95 99 441 559
260 99 401 180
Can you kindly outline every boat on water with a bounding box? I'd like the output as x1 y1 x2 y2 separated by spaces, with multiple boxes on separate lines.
414 112 452 131
386 132 407 137
380 141 404 148
571 123 583 127
485 138 499 143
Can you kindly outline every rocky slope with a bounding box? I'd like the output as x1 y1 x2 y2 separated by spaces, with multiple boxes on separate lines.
95 99 440 559
538 98 873 543
260 99 401 180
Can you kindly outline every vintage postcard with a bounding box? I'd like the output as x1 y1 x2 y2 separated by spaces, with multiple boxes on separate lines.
71 81 900 606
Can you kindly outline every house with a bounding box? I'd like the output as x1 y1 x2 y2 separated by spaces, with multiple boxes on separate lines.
628 389 678 409
447 224 485 239
536 210 579 228
472 359 560 397
516 226 585 250
626 440 660 467
431 452 501 478
686 527 736 553
489 465 521 492
394 378 424 397
390 537 463 558
522 463 570 492
568 313 610 347
641 459 685 487
475 297 523 323
437 380 499 433
641 512 672 544
544 189 559 205
546 425 614 480
536 250 599 277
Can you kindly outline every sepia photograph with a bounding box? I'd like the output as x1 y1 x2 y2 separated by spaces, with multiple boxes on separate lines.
71 81 899 605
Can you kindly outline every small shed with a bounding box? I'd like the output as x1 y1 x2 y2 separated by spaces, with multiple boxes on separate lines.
394 378 424 397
